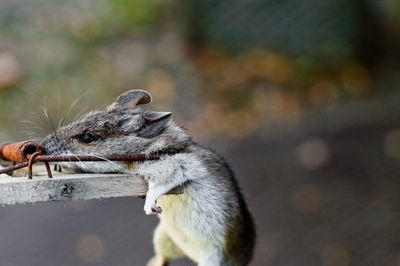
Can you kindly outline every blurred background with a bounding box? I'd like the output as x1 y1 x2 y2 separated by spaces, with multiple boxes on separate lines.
0 0 400 265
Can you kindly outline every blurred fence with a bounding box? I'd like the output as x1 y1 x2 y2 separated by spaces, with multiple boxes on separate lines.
185 0 359 58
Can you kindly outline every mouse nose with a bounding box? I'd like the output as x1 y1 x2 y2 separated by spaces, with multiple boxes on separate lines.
39 145 47 155
38 139 48 154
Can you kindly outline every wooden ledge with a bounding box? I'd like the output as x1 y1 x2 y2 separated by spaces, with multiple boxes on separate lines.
0 172 183 205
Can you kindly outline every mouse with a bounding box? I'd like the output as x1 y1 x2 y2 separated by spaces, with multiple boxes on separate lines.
39 90 255 266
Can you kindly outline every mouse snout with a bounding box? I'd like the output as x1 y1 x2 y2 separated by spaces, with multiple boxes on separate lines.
39 137 58 155
38 145 47 155
38 139 49 154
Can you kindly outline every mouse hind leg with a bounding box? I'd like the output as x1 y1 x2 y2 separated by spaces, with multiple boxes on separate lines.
147 222 184 266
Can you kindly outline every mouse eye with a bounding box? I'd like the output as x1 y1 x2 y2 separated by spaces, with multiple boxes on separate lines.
74 132 101 144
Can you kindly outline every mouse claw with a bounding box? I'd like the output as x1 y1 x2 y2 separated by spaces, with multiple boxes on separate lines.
151 206 162 214
144 199 162 215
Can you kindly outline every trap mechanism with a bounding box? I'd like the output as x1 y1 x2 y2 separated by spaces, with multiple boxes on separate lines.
0 141 161 179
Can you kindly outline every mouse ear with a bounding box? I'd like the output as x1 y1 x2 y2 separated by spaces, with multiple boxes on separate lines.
107 90 152 111
137 112 172 138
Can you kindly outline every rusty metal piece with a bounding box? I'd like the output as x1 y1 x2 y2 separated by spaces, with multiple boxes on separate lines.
26 154 161 178
28 152 43 179
0 141 42 163
1 153 161 179
32 154 161 162
44 162 53 178
0 141 163 179
0 162 29 175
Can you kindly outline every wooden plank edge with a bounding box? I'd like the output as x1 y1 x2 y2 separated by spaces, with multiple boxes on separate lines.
0 174 183 205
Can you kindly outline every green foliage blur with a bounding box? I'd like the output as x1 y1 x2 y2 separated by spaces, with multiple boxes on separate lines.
112 0 165 26
0 0 399 141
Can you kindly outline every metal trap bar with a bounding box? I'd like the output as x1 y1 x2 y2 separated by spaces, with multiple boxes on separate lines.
0 141 160 179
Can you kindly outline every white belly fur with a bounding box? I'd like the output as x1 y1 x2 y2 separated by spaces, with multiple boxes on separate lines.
157 191 225 263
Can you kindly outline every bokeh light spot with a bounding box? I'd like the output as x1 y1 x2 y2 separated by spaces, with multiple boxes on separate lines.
76 234 106 263
384 128 400 159
321 243 351 266
309 79 339 105
370 181 397 208
341 64 371 96
0 53 20 89
296 138 330 169
291 184 323 213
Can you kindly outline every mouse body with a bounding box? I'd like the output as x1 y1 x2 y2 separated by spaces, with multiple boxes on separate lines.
40 90 255 266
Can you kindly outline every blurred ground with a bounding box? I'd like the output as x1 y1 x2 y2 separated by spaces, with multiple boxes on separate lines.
1 0 400 265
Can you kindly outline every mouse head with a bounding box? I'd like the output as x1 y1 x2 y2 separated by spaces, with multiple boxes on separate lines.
40 90 190 173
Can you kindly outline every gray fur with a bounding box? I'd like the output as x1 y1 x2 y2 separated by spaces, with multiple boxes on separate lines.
39 90 255 266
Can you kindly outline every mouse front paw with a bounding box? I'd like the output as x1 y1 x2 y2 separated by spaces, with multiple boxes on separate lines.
144 198 162 215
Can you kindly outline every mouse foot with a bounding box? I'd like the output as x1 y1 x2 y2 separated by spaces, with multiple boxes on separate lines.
144 198 162 215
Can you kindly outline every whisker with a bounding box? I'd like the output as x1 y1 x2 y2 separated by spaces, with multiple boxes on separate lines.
20 131 40 137
41 105 61 143
60 92 88 128
56 88 61 129
86 154 121 167
21 125 45 131
70 151 85 169
21 120 40 124
20 133 41 142
29 112 47 129
21 113 49 140
29 111 51 135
